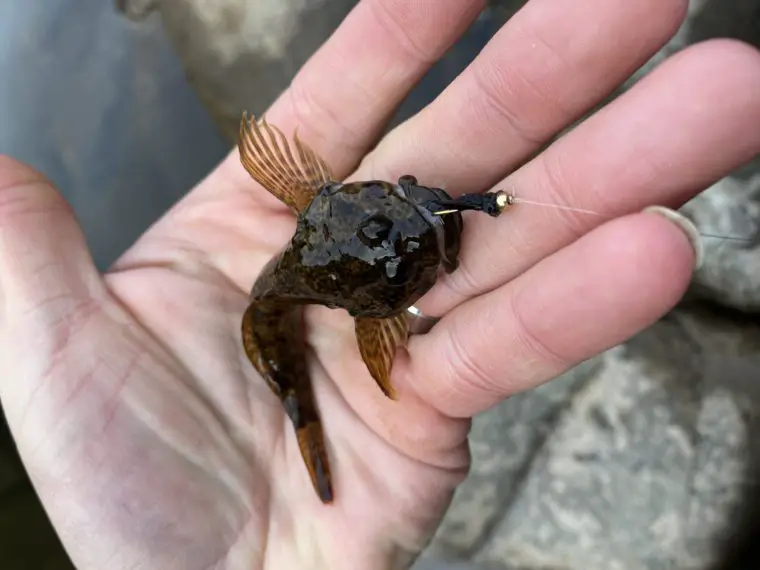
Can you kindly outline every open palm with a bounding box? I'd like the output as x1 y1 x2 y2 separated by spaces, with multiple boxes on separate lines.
2 1 760 569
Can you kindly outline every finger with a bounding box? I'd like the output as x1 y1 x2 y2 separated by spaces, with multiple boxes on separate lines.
0 157 103 325
115 0 485 275
211 0 486 196
352 0 687 190
419 39 760 316
402 210 697 418
0 156 105 425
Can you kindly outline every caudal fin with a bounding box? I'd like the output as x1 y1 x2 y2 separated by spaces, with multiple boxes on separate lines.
295 420 334 503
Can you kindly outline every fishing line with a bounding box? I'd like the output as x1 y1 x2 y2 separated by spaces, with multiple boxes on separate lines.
429 190 752 244
507 194 753 244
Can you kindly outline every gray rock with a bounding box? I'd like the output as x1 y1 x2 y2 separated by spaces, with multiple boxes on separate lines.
422 361 599 563
682 174 760 312
115 0 158 21
126 0 512 141
422 307 760 570
146 0 358 141
688 0 760 49
413 560 502 570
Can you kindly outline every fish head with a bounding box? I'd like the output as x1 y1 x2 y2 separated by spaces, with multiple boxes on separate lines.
284 180 464 317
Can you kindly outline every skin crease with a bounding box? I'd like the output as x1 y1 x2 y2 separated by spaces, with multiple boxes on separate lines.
0 1 759 569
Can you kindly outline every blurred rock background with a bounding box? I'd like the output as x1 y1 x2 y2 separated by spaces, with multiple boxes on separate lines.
0 0 758 568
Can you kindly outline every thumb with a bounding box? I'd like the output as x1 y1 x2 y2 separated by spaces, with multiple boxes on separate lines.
0 155 103 338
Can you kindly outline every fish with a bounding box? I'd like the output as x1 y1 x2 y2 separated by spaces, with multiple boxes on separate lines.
237 112 510 503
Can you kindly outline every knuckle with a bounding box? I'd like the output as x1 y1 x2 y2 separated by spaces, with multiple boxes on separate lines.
537 150 595 240
508 291 570 369
442 258 483 301
368 0 437 65
0 156 47 195
444 322 502 398
471 57 547 147
0 179 68 225
288 78 347 140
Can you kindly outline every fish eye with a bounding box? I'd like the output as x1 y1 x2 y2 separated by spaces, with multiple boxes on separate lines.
357 214 394 247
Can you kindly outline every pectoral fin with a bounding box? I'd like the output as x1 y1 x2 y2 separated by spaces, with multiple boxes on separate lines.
238 112 335 213
354 314 410 400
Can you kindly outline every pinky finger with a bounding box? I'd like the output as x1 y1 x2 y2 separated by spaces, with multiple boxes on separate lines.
402 208 699 418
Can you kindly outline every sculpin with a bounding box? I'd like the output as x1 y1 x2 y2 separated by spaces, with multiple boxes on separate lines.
237 113 510 503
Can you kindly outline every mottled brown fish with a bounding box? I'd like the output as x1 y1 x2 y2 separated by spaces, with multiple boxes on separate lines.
237 112 510 503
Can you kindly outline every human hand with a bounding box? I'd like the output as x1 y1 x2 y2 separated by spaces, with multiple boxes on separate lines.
2 1 759 569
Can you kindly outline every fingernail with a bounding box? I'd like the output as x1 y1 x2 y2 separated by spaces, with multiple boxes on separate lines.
643 206 704 270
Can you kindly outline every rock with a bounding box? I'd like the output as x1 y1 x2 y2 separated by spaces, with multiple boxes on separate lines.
149 0 358 141
115 0 158 21
421 361 599 563
688 0 760 49
133 1 513 141
413 560 499 570
421 306 760 570
682 173 760 312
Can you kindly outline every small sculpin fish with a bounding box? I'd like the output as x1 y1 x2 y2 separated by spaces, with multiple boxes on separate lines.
237 112 511 503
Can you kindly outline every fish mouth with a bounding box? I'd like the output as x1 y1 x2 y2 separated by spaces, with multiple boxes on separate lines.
393 181 460 271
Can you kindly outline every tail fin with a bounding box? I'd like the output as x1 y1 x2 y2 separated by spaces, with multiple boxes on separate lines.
285 397 333 503
242 298 334 504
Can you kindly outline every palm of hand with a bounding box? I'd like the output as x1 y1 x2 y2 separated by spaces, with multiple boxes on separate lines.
14 182 462 569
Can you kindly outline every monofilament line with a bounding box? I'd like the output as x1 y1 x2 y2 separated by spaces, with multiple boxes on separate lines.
506 194 752 243
509 196 604 217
